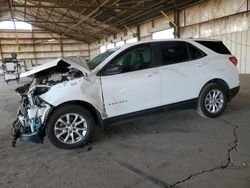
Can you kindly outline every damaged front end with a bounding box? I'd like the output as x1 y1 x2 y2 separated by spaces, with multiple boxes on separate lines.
12 58 88 147
12 83 52 146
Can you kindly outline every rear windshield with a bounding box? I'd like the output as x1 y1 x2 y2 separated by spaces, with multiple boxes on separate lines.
195 41 231 55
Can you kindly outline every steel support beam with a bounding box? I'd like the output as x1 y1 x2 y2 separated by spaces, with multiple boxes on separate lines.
3 4 145 10
174 9 180 38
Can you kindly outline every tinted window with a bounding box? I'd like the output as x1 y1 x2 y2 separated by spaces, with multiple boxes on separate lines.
188 43 206 60
195 41 231 55
112 46 153 73
88 49 118 70
159 42 189 65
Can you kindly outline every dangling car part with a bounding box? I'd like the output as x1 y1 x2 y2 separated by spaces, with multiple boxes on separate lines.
12 85 51 146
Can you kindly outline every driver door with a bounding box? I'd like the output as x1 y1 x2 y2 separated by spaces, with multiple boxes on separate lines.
100 44 161 118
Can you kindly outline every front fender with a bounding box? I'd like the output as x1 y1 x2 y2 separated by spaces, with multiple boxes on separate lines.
40 77 104 116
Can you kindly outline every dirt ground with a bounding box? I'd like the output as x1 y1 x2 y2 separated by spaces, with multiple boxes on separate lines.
0 75 250 188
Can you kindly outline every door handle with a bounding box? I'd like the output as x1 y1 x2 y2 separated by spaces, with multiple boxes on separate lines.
196 63 202 67
197 62 207 67
145 73 153 77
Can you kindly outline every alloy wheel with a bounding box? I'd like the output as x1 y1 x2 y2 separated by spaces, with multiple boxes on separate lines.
205 89 224 113
54 113 87 144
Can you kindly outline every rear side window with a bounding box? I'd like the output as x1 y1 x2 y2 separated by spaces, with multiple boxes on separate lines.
159 42 189 65
188 43 206 60
195 41 231 55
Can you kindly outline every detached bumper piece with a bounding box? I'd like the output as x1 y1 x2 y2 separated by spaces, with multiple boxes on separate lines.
11 119 43 147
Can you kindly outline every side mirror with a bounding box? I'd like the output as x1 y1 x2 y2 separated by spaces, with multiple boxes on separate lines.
102 64 123 76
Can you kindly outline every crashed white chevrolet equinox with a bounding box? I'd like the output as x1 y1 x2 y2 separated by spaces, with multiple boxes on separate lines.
12 39 240 149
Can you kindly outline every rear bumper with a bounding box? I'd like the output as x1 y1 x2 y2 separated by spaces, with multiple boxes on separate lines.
228 86 240 101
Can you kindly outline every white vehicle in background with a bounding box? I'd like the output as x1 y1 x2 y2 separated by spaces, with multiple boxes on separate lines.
12 39 240 149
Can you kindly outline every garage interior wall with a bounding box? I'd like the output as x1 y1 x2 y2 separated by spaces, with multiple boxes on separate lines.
0 28 89 71
1 0 249 74
89 0 250 74
180 0 250 74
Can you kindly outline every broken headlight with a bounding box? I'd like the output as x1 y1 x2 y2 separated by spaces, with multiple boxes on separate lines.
33 96 45 107
29 85 51 107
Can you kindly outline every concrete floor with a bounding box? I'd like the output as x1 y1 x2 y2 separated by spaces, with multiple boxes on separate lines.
0 75 250 188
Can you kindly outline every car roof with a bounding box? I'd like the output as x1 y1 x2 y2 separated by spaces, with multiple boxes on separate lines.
93 38 223 73
118 38 222 50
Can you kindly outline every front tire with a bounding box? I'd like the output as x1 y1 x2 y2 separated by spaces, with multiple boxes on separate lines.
46 104 94 149
197 83 228 118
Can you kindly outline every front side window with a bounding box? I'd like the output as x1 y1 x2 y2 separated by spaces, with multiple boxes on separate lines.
112 46 153 73
159 42 189 65
88 49 118 70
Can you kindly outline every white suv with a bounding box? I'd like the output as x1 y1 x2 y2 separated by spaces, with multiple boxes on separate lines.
12 39 240 149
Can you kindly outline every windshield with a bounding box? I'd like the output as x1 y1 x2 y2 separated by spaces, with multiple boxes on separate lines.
87 49 118 70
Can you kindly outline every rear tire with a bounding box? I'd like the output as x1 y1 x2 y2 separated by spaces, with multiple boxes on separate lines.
46 104 94 149
197 83 228 118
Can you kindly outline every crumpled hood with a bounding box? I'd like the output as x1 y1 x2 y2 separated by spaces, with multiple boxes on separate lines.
20 57 90 78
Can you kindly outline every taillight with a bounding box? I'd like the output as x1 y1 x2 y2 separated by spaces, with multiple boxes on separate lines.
229 57 238 66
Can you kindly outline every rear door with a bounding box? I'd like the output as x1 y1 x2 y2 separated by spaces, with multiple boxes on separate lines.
155 41 207 105
100 44 161 118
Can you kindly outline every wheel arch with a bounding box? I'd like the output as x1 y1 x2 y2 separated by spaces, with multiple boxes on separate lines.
41 100 104 139
196 78 229 118
200 78 229 95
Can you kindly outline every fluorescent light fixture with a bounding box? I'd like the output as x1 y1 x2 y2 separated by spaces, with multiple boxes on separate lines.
48 39 56 42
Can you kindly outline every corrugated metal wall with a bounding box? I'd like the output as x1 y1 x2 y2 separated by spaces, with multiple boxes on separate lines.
179 0 250 74
0 29 89 70
208 31 250 74
89 0 250 74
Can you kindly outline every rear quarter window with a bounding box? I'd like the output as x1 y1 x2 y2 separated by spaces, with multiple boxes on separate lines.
188 43 206 60
195 41 231 55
